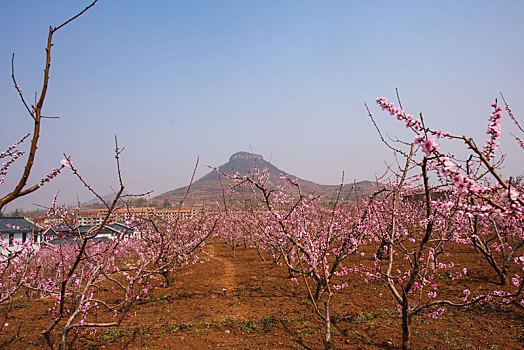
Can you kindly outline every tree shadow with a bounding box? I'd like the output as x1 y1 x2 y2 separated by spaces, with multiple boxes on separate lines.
279 321 315 350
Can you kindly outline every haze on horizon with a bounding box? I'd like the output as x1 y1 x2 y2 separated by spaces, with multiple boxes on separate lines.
1 0 523 212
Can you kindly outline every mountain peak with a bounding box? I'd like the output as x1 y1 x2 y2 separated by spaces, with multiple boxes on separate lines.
153 152 376 207
229 151 264 162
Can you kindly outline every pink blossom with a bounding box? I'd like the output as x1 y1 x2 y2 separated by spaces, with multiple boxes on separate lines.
462 289 471 302
414 133 425 145
442 157 455 169
501 188 520 204
421 137 440 155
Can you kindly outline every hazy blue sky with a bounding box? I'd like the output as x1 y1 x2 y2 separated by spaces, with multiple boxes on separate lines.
1 0 523 211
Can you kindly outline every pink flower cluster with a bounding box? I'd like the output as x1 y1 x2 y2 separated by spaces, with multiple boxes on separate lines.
415 133 440 156
376 97 447 156
503 103 524 150
515 136 524 150
39 163 67 186
1 137 29 184
451 173 480 196
483 102 503 157
376 97 422 131
427 307 445 319
501 188 520 205
434 156 480 196
1 150 23 177
486 103 503 138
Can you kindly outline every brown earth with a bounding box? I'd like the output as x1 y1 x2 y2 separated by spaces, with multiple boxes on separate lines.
1 240 523 349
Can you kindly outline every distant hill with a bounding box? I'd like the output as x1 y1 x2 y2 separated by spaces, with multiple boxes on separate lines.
82 191 129 208
152 151 377 209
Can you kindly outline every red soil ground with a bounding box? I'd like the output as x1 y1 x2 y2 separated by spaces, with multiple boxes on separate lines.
1 240 523 349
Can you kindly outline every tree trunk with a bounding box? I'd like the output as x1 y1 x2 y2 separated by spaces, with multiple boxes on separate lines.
161 269 171 288
324 298 332 350
254 245 266 261
314 277 326 302
496 269 507 286
401 304 411 350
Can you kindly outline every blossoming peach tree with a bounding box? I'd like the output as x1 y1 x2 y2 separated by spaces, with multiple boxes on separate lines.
1 2 216 349
35 149 216 350
363 95 523 349
217 165 371 350
0 1 102 339
136 210 216 288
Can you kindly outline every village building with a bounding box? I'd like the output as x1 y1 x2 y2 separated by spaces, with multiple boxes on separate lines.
0 215 43 256
42 222 138 245
156 208 196 220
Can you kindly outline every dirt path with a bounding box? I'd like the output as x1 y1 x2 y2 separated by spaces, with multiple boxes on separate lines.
209 243 237 292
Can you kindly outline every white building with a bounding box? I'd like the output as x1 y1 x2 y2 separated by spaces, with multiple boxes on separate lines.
0 216 43 256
